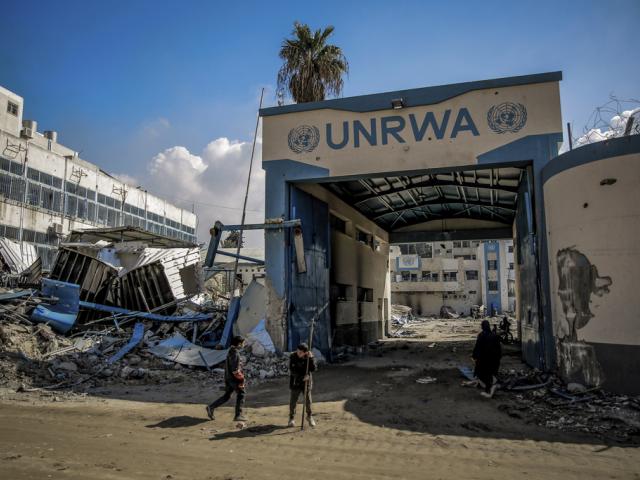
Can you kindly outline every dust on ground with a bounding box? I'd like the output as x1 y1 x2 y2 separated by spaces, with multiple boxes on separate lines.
1 318 639 480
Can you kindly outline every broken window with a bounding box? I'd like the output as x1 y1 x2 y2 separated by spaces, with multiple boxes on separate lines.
332 283 351 301
415 242 432 258
422 271 439 282
443 271 457 282
488 281 499 292
357 287 373 302
462 241 470 248
401 271 411 281
465 270 478 280
453 241 461 248
330 214 346 233
356 229 372 246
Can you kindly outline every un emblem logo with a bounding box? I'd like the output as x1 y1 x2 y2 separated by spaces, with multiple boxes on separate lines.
288 125 320 153
487 102 527 134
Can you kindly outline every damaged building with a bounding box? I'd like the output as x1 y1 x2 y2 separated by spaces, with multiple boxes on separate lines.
47 226 202 326
390 239 515 316
257 71 640 394
0 85 197 270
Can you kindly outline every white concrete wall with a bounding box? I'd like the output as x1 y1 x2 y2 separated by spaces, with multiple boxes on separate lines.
0 86 23 137
544 149 640 390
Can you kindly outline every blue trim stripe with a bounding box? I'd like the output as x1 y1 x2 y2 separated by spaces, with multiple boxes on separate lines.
260 72 562 116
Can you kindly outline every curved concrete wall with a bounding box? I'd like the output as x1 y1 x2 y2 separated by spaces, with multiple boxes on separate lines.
543 136 640 393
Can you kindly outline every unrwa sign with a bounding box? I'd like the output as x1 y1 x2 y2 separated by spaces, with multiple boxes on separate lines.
287 102 527 153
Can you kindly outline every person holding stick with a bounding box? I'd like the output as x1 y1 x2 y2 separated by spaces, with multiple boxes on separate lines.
288 342 317 427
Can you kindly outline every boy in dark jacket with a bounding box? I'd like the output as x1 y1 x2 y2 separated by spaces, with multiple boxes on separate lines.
206 335 247 422
288 342 317 427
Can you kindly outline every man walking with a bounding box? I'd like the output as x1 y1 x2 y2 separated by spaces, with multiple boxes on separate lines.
288 342 317 427
206 335 247 423
472 320 502 398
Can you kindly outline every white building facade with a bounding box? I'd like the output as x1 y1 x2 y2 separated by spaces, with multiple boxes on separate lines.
390 239 515 316
0 85 197 268
390 240 482 316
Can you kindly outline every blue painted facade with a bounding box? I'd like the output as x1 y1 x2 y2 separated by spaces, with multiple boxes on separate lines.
263 160 329 300
483 241 502 315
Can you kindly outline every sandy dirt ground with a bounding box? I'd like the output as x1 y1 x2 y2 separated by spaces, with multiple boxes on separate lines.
1 319 639 480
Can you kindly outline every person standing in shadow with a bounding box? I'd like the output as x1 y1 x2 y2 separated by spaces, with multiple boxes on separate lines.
472 320 502 398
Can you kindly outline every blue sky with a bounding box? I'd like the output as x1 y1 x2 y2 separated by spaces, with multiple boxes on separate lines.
1 0 637 239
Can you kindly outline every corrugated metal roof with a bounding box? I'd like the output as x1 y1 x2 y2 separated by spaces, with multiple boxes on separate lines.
0 238 39 274
122 247 202 299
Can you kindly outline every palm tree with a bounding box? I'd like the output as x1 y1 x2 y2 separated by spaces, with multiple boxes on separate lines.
277 22 349 103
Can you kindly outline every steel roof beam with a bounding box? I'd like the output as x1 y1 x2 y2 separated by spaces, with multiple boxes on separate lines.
351 177 518 205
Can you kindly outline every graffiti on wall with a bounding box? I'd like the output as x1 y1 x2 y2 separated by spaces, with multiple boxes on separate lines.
555 247 612 386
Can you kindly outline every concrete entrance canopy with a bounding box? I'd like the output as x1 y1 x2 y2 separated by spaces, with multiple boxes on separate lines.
260 72 563 362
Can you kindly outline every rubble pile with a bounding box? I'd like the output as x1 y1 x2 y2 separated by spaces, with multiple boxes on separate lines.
0 311 291 392
498 369 640 442
0 227 293 393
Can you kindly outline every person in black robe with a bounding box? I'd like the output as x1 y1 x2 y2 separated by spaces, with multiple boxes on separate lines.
472 320 502 398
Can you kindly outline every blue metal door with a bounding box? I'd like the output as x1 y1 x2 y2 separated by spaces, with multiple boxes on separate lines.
288 187 331 357
515 167 545 369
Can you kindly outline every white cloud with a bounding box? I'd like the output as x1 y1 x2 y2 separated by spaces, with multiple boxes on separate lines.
142 134 266 247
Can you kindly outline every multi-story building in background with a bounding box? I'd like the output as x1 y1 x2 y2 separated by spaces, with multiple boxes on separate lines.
0 86 197 268
478 239 516 315
390 239 515 316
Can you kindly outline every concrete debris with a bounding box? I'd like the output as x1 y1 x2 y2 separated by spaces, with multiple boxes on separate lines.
416 376 437 384
391 304 414 325
461 367 640 443
245 319 275 357
439 305 460 319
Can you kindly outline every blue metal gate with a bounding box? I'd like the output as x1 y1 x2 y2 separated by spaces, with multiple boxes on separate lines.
287 186 331 358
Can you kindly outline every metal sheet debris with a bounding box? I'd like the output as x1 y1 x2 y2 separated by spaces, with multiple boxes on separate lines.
78 301 213 322
108 322 145 364
31 280 81 334
147 333 228 367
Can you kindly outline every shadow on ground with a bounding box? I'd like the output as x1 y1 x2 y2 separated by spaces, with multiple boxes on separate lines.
87 339 639 448
146 415 210 428
209 424 289 441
